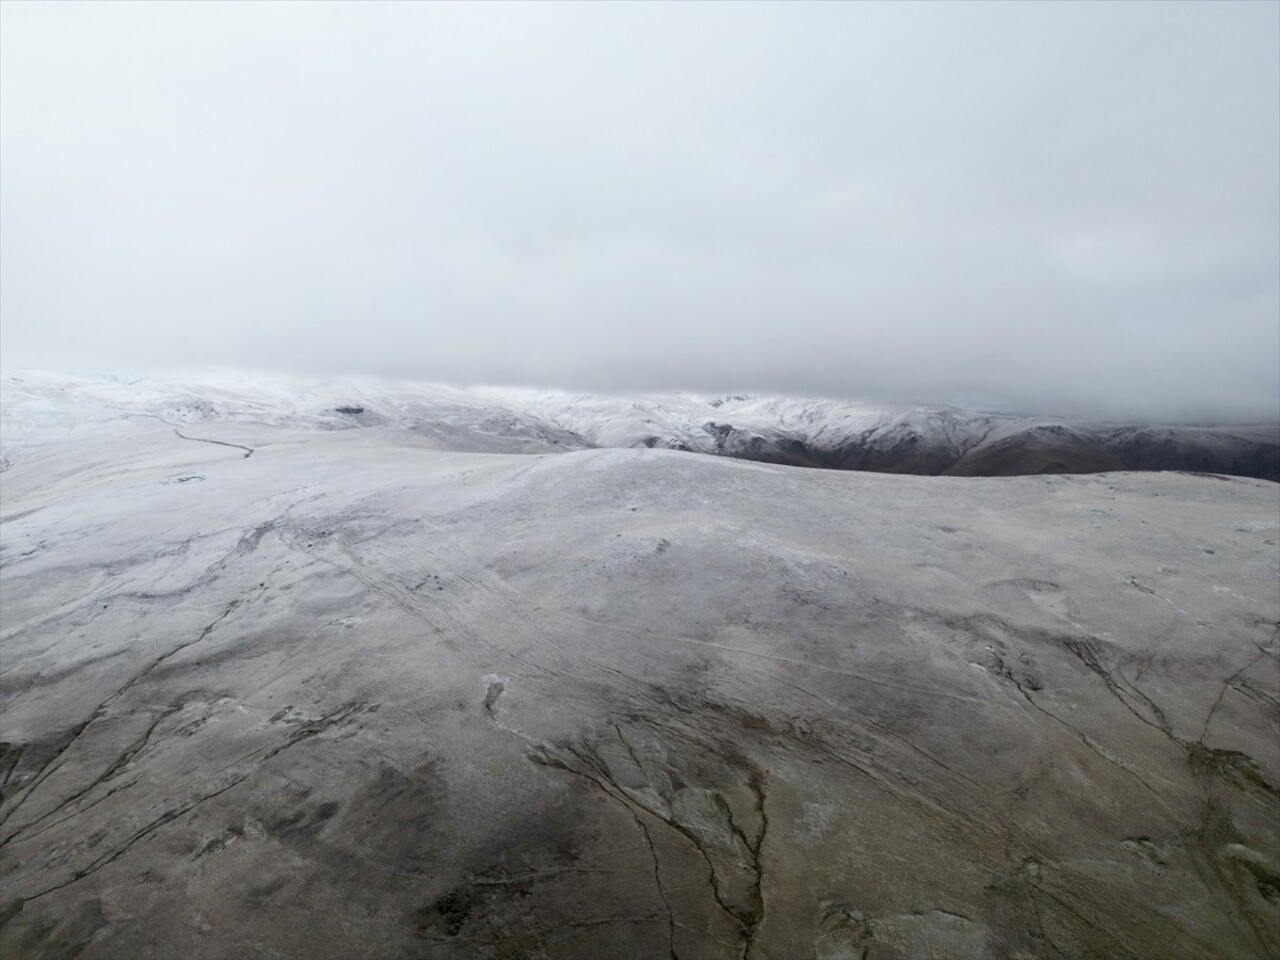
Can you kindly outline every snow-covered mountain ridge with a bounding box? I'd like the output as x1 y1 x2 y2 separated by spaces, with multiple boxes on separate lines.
3 370 1277 481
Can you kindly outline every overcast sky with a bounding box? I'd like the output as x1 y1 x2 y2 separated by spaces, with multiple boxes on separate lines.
1 1 1277 420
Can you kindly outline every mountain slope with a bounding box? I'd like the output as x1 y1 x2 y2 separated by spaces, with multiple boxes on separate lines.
1 376 1278 959
503 389 1278 480
5 371 1276 481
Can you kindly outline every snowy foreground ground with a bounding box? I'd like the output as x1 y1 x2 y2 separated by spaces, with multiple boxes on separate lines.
1 372 1278 959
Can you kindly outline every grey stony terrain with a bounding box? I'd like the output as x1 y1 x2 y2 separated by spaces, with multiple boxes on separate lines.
0 381 1278 959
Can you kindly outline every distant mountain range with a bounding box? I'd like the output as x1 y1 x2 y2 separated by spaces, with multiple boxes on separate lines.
495 388 1280 481
3 370 1277 481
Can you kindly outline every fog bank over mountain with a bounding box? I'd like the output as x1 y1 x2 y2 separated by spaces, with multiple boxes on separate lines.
2 2 1277 422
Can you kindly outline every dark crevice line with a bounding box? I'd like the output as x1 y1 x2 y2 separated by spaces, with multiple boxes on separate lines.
991 653 1184 822
1200 648 1273 742
19 701 361 903
632 812 678 960
534 747 748 951
2 704 180 847
1 585 264 830
740 773 768 960
21 772 252 902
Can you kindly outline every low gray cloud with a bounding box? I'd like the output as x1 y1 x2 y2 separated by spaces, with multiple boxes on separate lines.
2 1 1276 421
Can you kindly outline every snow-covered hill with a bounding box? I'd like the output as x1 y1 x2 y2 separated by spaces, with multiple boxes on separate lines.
491 387 1279 480
1 370 1278 958
4 370 1277 481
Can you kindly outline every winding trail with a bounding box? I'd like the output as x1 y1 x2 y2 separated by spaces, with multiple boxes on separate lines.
172 427 254 459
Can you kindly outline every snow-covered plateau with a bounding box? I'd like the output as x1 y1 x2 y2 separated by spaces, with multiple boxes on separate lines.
1 370 1276 480
1 370 1278 959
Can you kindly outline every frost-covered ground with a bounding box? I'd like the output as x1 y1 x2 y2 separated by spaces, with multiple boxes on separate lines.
1 371 1278 959
3 370 1276 480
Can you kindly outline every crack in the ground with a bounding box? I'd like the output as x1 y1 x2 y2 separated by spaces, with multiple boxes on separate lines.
741 773 769 960
531 724 776 960
1 704 182 847
990 650 1185 821
1062 637 1174 738
997 624 1280 957
0 582 268 832
532 744 750 956
16 701 363 903
1200 648 1277 742
633 810 678 960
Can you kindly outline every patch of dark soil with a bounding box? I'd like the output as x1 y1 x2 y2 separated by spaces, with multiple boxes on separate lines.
416 888 477 938
266 800 341 842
